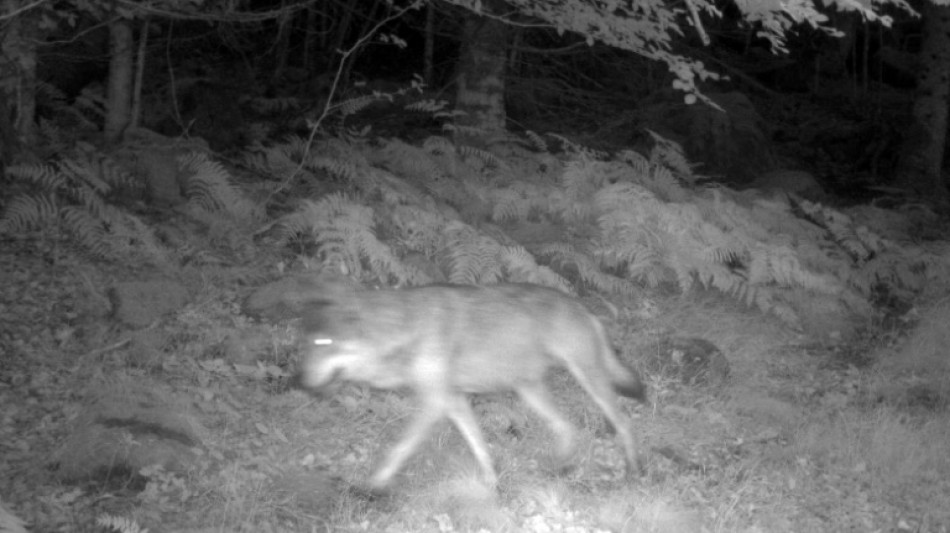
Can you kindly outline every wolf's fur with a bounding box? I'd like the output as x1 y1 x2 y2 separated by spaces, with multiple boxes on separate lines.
296 282 646 491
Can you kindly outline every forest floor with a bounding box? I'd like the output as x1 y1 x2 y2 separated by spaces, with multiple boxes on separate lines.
1 232 949 533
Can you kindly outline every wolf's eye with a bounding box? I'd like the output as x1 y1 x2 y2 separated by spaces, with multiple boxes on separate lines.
312 338 333 346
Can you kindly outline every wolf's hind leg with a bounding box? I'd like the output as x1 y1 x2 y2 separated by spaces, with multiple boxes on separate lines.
570 366 643 478
516 383 578 472
445 394 499 486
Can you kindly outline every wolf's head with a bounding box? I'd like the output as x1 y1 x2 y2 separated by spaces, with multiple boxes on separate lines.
298 333 366 390
295 298 374 392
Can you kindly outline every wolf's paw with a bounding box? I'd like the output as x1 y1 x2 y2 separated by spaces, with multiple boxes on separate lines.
554 462 578 477
624 454 647 480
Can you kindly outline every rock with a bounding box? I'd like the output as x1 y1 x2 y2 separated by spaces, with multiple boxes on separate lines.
645 336 730 386
749 169 827 202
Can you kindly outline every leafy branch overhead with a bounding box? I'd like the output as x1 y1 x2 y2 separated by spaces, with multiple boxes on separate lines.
441 0 906 100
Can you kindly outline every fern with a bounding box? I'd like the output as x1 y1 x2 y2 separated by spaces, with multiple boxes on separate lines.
178 152 263 222
500 245 572 292
589 179 849 323
389 204 445 257
798 200 876 263
422 135 456 155
491 187 533 222
560 158 602 223
546 133 609 160
0 194 59 232
405 99 449 113
331 94 377 118
442 122 489 139
458 145 505 170
244 137 377 200
537 242 637 295
524 130 549 153
96 514 148 533
440 222 503 284
279 193 424 284
645 129 697 185
0 152 166 264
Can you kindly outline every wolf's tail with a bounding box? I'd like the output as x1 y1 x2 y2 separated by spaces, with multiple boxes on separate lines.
608 349 647 402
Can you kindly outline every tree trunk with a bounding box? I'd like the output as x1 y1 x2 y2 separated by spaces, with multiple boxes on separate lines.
303 5 318 74
454 1 509 145
894 1 950 204
272 3 292 83
104 17 134 146
423 2 435 87
0 90 16 173
818 12 859 81
130 19 149 130
2 10 38 148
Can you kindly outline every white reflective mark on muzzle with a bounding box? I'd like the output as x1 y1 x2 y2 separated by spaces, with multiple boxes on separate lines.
300 337 343 389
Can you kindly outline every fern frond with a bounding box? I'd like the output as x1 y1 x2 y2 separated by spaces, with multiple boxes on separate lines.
799 200 877 263
593 184 670 287
524 130 548 153
646 129 696 183
441 222 503 284
491 188 532 222
332 94 376 117
6 163 66 191
307 156 360 182
390 204 444 256
61 206 110 257
112 212 170 265
548 134 609 159
442 122 488 139
537 242 637 296
422 136 456 155
279 193 415 283
405 99 450 113
71 179 111 220
0 194 59 233
500 245 572 292
747 245 839 293
179 152 263 222
458 145 504 170
1 156 167 263
96 513 148 533
60 151 135 194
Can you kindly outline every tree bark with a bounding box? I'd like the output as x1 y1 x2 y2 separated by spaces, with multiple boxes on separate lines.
894 1 950 204
2 10 38 148
104 17 134 146
454 1 509 145
423 1 435 86
130 19 149 130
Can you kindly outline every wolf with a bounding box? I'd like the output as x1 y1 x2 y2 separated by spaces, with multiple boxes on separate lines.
294 282 646 493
